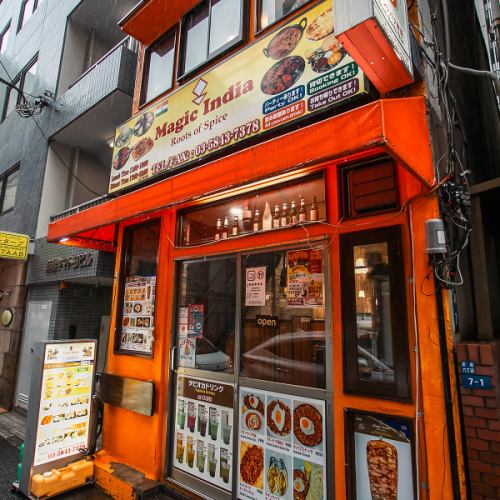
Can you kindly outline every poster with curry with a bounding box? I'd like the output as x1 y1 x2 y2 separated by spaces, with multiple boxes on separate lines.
109 0 367 193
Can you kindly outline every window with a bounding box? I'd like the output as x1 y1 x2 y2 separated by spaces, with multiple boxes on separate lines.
141 28 176 105
2 56 37 121
0 22 10 54
18 0 41 32
116 221 160 356
257 0 311 31
0 166 19 213
179 0 244 76
340 227 410 399
340 157 399 218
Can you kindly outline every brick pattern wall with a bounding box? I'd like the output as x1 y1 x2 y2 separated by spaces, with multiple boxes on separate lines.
456 341 500 499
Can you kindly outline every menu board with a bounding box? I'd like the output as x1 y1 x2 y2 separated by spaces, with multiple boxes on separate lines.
238 387 327 499
120 276 156 354
173 375 234 492
348 412 415 500
287 250 324 308
33 341 95 467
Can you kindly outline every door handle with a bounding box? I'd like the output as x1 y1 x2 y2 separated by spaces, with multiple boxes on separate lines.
170 345 177 372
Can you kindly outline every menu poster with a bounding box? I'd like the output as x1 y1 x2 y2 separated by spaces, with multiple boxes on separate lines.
245 267 267 306
33 341 96 467
188 304 204 338
238 387 327 500
179 337 196 368
287 250 324 308
173 375 234 492
348 411 415 500
121 276 156 354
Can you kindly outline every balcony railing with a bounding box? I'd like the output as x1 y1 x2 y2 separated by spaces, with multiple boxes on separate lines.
50 195 109 222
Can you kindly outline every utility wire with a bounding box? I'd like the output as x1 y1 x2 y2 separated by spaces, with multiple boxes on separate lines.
0 58 103 197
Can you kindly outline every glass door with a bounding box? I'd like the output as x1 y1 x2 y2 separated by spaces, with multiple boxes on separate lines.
167 244 332 500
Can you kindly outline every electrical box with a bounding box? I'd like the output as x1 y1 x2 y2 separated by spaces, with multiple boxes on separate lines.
334 0 414 93
425 219 447 254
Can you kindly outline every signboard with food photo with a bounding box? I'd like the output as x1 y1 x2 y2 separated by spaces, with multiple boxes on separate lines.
173 375 234 492
238 387 327 499
286 249 324 308
346 411 415 500
33 341 96 467
109 0 367 193
120 276 156 354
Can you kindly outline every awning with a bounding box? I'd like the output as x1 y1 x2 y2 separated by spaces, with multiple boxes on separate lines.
47 97 435 250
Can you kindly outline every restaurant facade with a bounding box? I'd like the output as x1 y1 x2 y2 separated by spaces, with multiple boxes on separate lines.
47 1 467 498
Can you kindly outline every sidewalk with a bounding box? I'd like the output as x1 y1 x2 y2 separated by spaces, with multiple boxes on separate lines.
0 410 24 449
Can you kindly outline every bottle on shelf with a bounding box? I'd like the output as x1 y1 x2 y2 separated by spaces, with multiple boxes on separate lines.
280 203 289 227
222 217 229 239
273 205 280 229
242 201 252 233
299 198 307 223
214 218 222 241
253 209 260 232
183 221 191 245
262 202 272 230
231 216 240 237
310 196 318 222
290 200 298 226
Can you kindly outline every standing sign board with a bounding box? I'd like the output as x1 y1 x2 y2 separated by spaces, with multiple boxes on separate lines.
334 0 413 93
20 340 96 496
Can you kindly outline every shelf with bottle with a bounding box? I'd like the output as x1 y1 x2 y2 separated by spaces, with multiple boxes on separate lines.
179 175 325 246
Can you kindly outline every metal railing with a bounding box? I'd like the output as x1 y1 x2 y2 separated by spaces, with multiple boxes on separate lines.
50 194 109 222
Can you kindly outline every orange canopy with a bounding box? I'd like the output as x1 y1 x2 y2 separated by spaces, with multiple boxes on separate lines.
47 97 434 249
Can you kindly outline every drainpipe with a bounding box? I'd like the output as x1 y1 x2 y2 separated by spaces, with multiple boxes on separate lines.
65 147 79 209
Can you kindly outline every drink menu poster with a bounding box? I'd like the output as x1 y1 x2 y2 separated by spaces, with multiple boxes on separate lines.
238 387 327 499
287 250 324 308
33 341 95 466
120 276 156 354
173 375 234 492
348 412 415 500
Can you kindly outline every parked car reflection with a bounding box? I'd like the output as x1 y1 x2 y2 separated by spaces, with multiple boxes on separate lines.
195 335 232 372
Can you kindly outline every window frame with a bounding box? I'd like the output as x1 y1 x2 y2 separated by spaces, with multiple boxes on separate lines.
178 0 247 80
0 164 20 215
1 54 37 122
114 219 162 357
340 226 411 400
140 26 178 106
17 0 38 32
255 0 314 34
0 21 11 54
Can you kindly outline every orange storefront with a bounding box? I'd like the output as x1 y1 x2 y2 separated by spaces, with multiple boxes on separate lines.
48 1 466 499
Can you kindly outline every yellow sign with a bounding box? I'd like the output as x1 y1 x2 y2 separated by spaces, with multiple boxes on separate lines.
0 231 29 260
109 0 367 193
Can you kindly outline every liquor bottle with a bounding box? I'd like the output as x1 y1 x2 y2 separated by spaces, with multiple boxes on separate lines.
231 216 240 237
253 209 260 232
310 196 318 222
242 202 252 232
280 203 289 227
290 200 298 226
299 198 307 223
272 205 280 229
222 217 229 239
262 202 272 230
214 218 222 241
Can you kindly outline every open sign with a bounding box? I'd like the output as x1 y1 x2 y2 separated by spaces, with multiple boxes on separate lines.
256 315 279 331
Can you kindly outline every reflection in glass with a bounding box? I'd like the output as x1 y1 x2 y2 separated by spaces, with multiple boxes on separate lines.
127 224 160 277
240 250 326 388
177 258 237 373
144 32 175 103
353 243 394 384
2 170 18 212
260 0 310 30
184 4 209 73
209 0 241 54
22 60 38 98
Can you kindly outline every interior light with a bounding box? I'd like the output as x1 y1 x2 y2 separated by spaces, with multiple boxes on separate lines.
358 289 366 298
230 207 243 217
355 258 368 273
59 237 70 243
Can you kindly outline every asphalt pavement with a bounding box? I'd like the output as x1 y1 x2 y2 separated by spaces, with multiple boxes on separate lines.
0 436 110 500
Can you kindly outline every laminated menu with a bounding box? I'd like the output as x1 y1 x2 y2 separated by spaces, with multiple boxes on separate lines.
238 387 327 499
286 250 324 308
351 412 414 500
33 341 95 466
173 375 234 493
120 276 156 354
